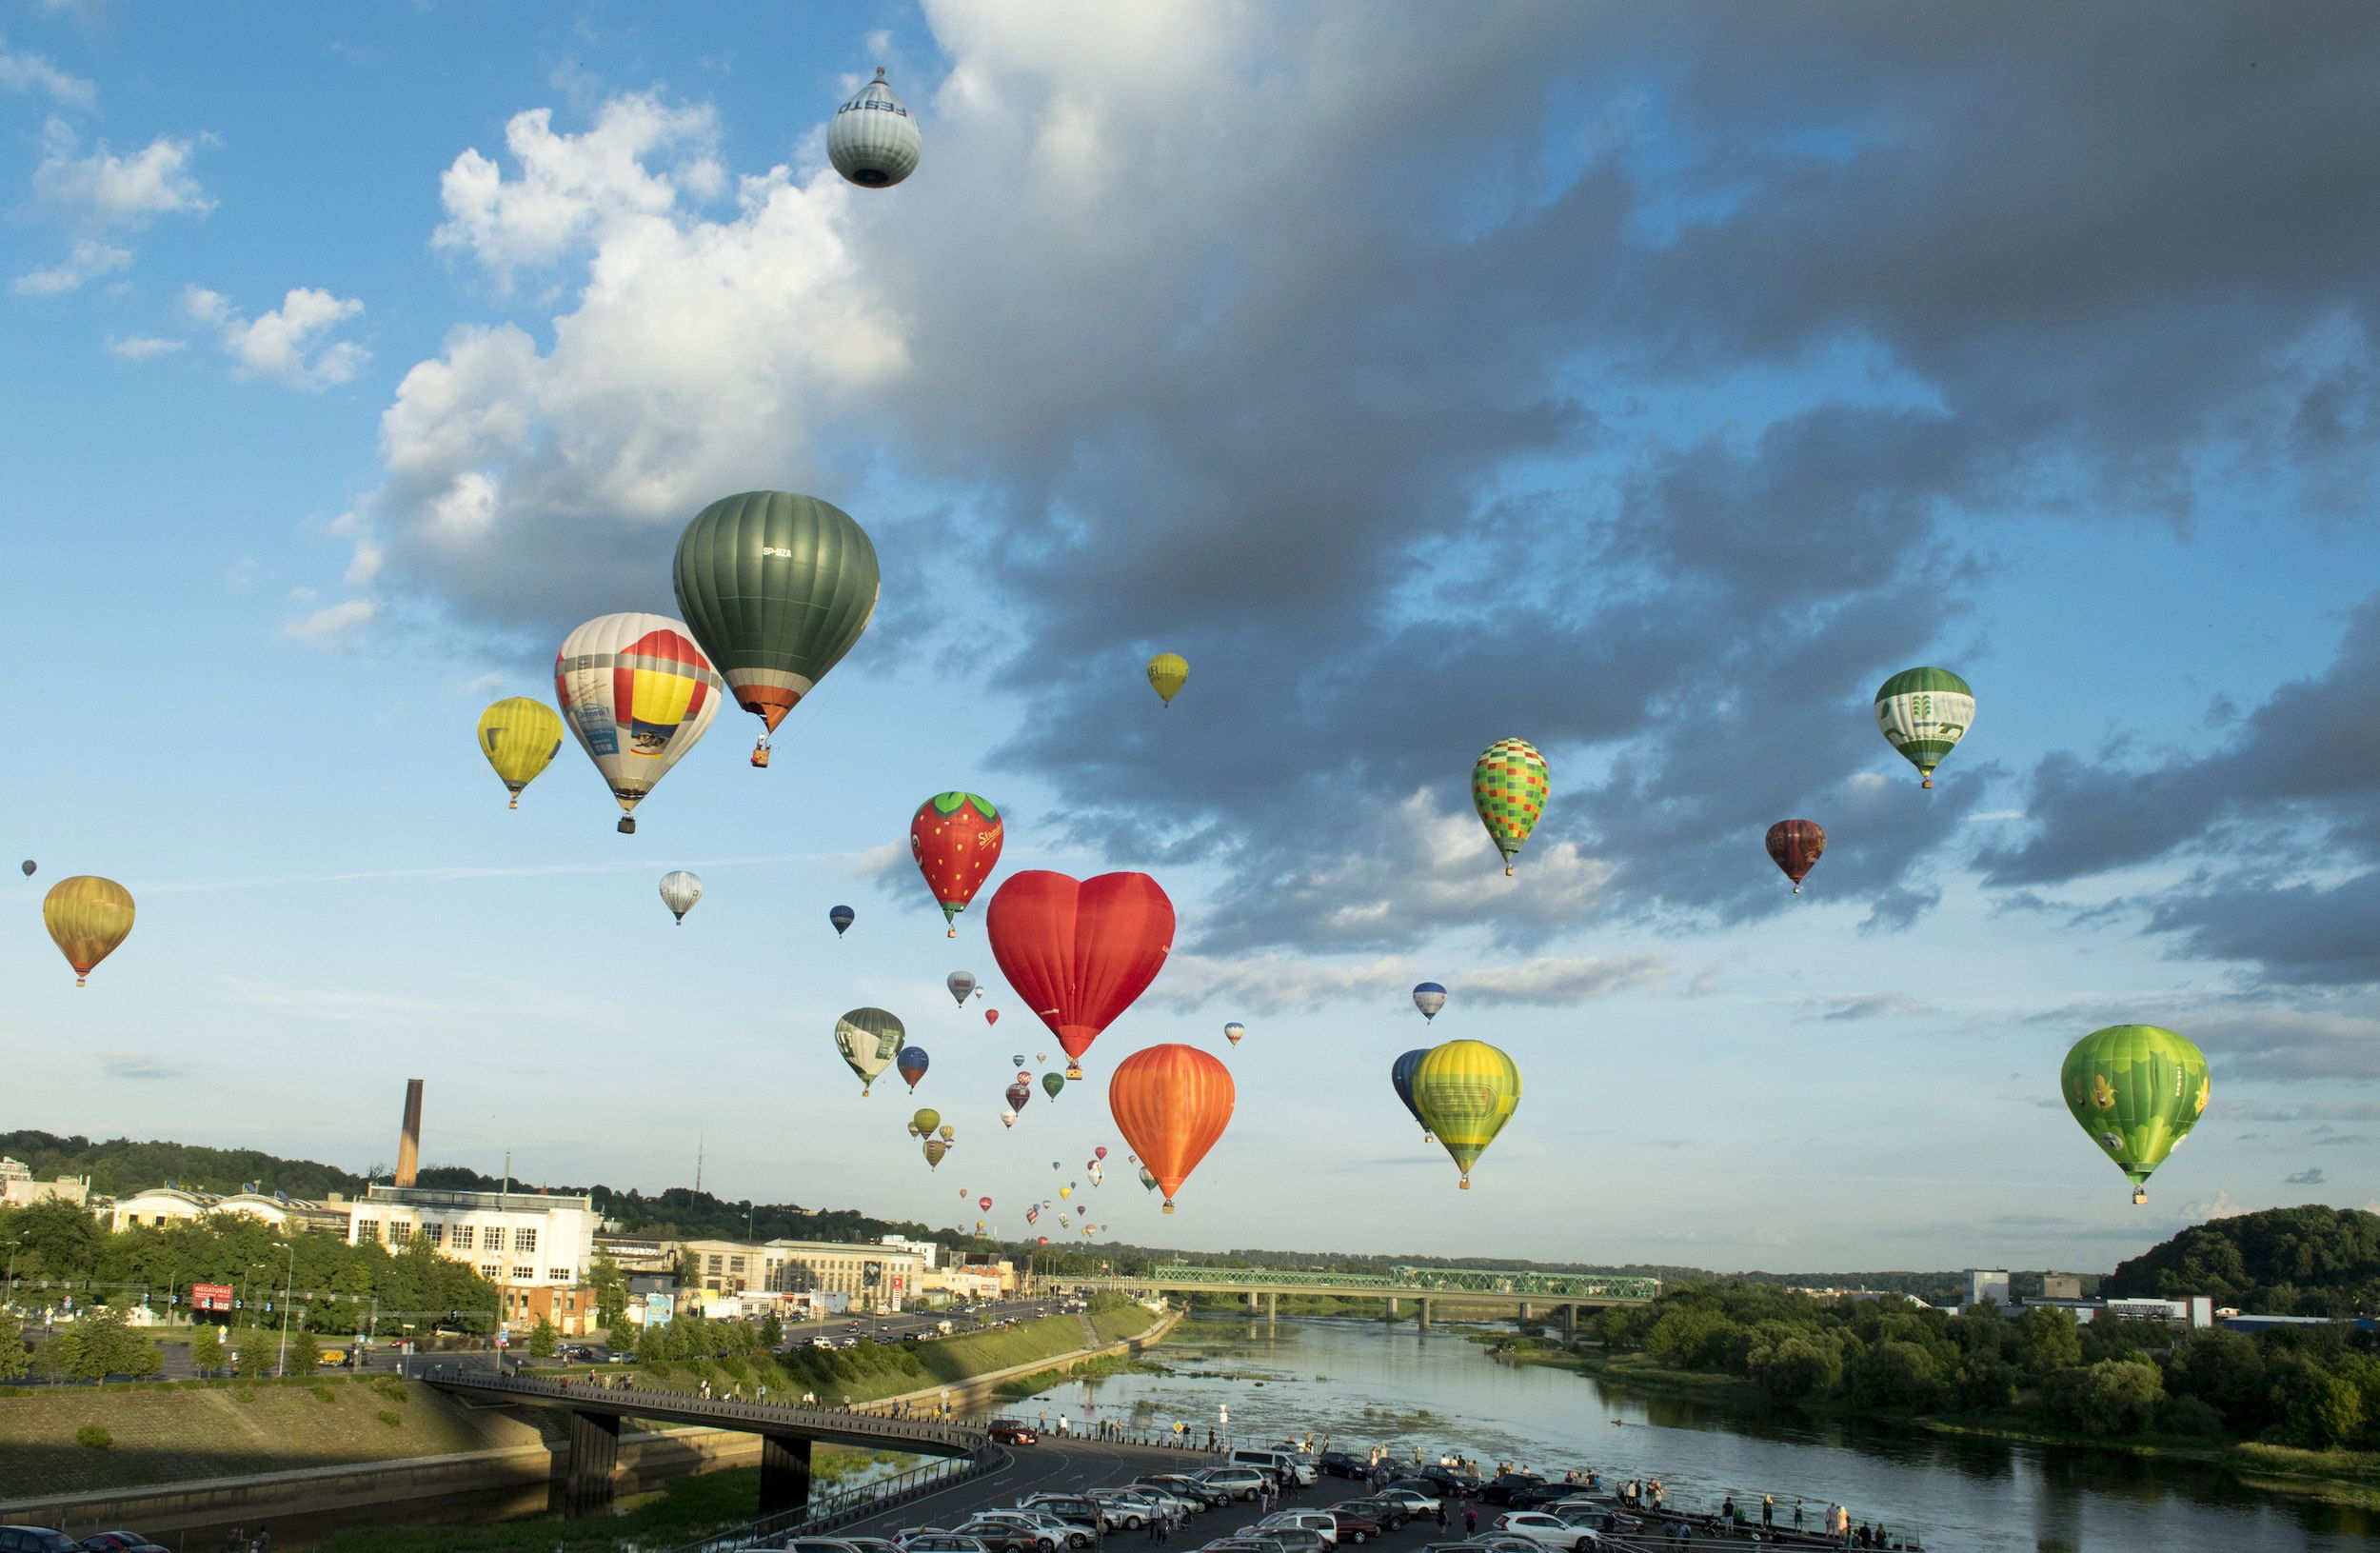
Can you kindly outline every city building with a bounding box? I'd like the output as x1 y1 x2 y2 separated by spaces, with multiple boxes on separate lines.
1964 1269 2011 1308
924 1254 1017 1301
108 1185 346 1234
604 1234 929 1312
880 1233 943 1270
2040 1272 2084 1300
346 1184 598 1302
504 1284 603 1336
0 1157 89 1210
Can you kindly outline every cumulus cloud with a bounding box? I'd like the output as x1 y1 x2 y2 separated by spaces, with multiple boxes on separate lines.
344 4 2380 958
31 118 211 226
0 35 94 109
105 334 184 360
1152 948 1667 1015
11 236 127 294
188 286 369 390
2181 1191 2252 1222
282 598 380 647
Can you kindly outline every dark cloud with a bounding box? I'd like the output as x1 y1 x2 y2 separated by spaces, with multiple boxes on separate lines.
2287 1167 2328 1185
1798 992 1938 1024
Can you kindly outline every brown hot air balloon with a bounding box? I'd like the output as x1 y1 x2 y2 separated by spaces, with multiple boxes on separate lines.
1764 820 1827 894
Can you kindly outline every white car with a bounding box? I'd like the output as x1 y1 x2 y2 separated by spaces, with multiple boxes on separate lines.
982 1512 1097 1549
1091 1493 1165 1530
1492 1513 1597 1552
1374 1488 1441 1517
1257 1513 1339 1548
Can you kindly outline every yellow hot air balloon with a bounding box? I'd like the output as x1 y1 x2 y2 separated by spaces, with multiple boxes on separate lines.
476 698 565 808
1412 1039 1521 1189
1146 653 1188 707
45 876 134 987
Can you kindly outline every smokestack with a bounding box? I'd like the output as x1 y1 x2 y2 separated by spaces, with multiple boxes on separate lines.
396 1079 424 1187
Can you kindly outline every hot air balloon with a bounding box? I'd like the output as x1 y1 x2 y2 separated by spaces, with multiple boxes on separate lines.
554 613 723 833
1010 1054 1026 1069
1037 1236 1049 1245
910 1107 941 1138
1222 1022 1245 1047
912 793 1004 937
1109 1043 1235 1214
44 875 133 986
948 971 977 1005
1059 1185 1072 1201
923 1139 948 1168
1391 1049 1432 1141
835 1007 903 1095
985 1008 1001 1026
938 1124 954 1142
1006 1081 1033 1114
1413 1040 1521 1189
975 1220 986 1235
659 870 704 924
830 905 855 936
828 69 921 189
1036 1051 1047 1063
1001 1106 1018 1128
1147 653 1188 707
1472 738 1550 876
1874 667 1974 789
1027 1206 1041 1224
1041 1072 1066 1101
19 861 33 877
898 1045 930 1090
1059 1211 1070 1225
671 490 880 767
1764 820 1826 893
1139 1165 1160 1193
1413 983 1447 1022
1094 1145 1108 1161
987 870 1176 1080
978 1196 993 1212
477 698 565 808
2062 1025 2210 1205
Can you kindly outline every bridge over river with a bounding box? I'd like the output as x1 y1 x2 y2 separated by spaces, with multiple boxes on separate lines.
1052 1264 1659 1333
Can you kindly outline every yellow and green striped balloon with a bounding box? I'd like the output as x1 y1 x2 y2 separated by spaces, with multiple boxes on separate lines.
1874 667 1973 788
2061 1024 2209 1204
1472 738 1549 876
1413 1039 1521 1189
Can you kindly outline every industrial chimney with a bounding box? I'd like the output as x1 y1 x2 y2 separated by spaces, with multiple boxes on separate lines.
395 1079 424 1187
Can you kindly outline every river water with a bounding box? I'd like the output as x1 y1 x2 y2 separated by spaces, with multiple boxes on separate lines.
1011 1315 2376 1552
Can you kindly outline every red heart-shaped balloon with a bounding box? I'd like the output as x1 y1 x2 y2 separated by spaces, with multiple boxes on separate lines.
985 869 1175 1072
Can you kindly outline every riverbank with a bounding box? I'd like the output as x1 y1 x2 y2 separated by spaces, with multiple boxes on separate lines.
1560 1348 2380 1509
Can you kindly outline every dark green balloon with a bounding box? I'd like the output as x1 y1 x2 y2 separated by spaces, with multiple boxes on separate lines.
672 491 881 737
1041 1071 1066 1101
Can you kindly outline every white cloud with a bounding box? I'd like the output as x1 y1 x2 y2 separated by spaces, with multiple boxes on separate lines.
11 236 127 294
31 118 212 226
1153 948 1666 1014
100 1051 187 1081
106 333 185 360
1797 992 1942 1023
282 598 380 647
0 36 95 109
2180 1190 2253 1221
188 285 369 390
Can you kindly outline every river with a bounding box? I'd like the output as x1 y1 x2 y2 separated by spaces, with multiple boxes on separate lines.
1009 1314 2377 1552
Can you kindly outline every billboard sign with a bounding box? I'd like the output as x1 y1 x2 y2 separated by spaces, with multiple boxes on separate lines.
191 1283 234 1313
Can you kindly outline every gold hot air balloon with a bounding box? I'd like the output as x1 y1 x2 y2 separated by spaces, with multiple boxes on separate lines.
1146 653 1188 707
476 698 565 808
45 876 134 987
1412 1039 1522 1189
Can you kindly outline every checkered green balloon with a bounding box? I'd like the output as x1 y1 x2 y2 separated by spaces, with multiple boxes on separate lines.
1472 738 1549 875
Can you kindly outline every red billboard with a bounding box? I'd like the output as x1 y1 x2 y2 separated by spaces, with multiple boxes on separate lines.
191 1283 234 1313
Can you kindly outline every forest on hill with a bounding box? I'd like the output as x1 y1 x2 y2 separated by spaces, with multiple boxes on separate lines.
2104 1205 2380 1316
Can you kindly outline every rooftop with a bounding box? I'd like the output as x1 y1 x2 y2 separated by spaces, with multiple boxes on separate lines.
364 1183 594 1212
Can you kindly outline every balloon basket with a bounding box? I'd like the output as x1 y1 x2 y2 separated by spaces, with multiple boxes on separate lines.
1161 1201 1176 1213
1458 1176 1471 1190
1921 777 1934 789
947 927 958 939
1792 885 1801 894
507 797 519 809
2132 1187 2148 1205
74 976 86 988
618 816 637 834
1504 865 1515 878
1066 1065 1082 1081
750 741 771 768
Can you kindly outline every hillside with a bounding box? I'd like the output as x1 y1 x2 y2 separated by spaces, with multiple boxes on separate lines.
2102 1205 2380 1315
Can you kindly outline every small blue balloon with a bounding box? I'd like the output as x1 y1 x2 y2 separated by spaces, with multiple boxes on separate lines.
829 905 856 936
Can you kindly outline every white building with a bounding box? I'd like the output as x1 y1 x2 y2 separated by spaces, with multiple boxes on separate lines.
0 1157 89 1210
109 1185 345 1234
1964 1269 2011 1308
880 1233 943 1271
347 1184 597 1291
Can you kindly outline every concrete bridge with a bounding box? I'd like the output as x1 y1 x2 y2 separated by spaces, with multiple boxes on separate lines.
422 1365 988 1517
1051 1264 1658 1335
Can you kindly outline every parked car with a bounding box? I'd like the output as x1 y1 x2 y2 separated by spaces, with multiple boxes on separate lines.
1232 1448 1317 1486
1491 1513 1597 1552
1235 1526 1323 1553
1375 1486 1443 1516
979 1511 1096 1549
1316 1451 1372 1480
1256 1513 1337 1547
1091 1490 1165 1529
890 1535 989 1553
1141 1473 1231 1509
1202 1540 1290 1553
953 1522 1050 1553
1506 1484 1578 1511
1 1532 82 1553
1317 1507 1383 1543
1330 1499 1407 1533
1130 1483 1207 1518
1414 1465 1482 1497
987 1418 1041 1445
1479 1474 1546 1507
1011 1498 1106 1542
1196 1467 1270 1502
77 1537 168 1553
780 1540 871 1553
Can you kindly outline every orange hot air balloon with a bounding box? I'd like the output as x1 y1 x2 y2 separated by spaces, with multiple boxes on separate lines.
1108 1043 1235 1214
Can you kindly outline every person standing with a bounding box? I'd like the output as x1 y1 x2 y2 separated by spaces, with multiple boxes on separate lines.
1762 1496 1774 1529
1463 1502 1478 1536
1434 1502 1448 1531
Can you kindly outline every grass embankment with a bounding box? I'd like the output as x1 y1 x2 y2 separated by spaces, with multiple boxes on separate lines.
0 1373 544 1497
994 1352 1169 1398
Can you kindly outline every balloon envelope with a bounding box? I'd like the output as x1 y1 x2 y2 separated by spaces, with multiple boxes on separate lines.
923 1139 948 1168
985 1008 1001 1025
1109 1043 1235 1213
1413 1039 1522 1188
1146 652 1189 706
478 697 564 807
1391 1048 1432 1139
553 613 722 831
44 875 133 986
1412 983 1447 1022
1139 1165 1160 1192
987 870 1176 1078
1874 667 1974 788
659 869 704 923
827 69 922 189
2062 1024 2210 1201
1001 1107 1018 1127
898 1045 930 1090
830 905 855 936
1006 1082 1033 1112
835 1007 903 1094
1222 1022 1245 1046
1472 738 1550 875
912 793 1005 935
1764 820 1827 892
947 971 977 1005
1094 1145 1108 1160
19 861 33 877
979 1196 993 1211
1041 1071 1067 1100
910 1107 941 1137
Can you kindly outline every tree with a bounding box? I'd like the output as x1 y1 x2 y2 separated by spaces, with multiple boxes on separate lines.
1747 1334 1843 1401
588 1252 629 1331
235 1328 274 1379
188 1324 225 1377
758 1310 784 1350
0 1307 27 1382
2104 1205 2380 1313
2013 1304 2083 1380
31 1324 82 1383
1842 1339 1946 1411
288 1328 320 1375
528 1317 559 1359
11 1197 106 1277
71 1306 157 1381
2045 1359 2164 1437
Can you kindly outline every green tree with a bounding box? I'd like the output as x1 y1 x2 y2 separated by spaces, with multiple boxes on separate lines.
1842 1339 1946 1410
31 1324 82 1383
234 1328 274 1379
11 1197 106 1277
2013 1304 2083 1380
188 1324 225 1377
0 1307 27 1381
2045 1359 2164 1437
288 1328 320 1374
759 1310 784 1350
1747 1333 1843 1401
76 1306 159 1381
528 1317 559 1359
588 1252 629 1330
2165 1328 2275 1436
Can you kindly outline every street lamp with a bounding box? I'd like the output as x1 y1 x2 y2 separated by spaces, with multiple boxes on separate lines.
273 1242 296 1378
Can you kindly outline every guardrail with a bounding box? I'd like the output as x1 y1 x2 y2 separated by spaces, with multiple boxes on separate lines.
1128 1264 1659 1300
419 1365 989 1455
661 1446 1000 1553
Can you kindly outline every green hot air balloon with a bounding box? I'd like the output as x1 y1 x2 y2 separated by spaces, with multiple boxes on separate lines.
835 1006 904 1096
673 490 881 768
1472 739 1549 876
1413 1039 1521 1189
909 1107 942 1138
1874 667 1973 789
2061 1025 2210 1205
1041 1071 1067 1101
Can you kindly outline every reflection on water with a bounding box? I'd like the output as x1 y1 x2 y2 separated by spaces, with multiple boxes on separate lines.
1012 1317 2377 1552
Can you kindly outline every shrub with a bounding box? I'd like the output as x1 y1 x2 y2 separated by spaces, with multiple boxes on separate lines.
311 1383 337 1404
75 1424 112 1449
2045 1359 2164 1437
376 1409 404 1427
233 1386 255 1404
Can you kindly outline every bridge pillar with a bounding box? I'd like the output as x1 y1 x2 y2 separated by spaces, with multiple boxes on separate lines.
563 1408 621 1516
1386 1297 1399 1322
1517 1301 1533 1322
760 1434 813 1516
1267 1292 1279 1325
1560 1304 1577 1342
1417 1298 1432 1332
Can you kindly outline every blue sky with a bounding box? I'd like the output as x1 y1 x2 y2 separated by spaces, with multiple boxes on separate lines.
8 2 2380 1273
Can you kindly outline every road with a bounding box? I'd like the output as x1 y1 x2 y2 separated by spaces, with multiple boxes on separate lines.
830 1442 1337 1543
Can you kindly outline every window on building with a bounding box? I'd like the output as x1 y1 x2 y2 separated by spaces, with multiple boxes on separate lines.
452 1224 475 1249
389 1223 413 1244
422 1223 445 1246
513 1227 537 1253
706 1254 723 1272
729 1256 744 1273
357 1220 381 1243
482 1264 500 1280
550 1267 569 1282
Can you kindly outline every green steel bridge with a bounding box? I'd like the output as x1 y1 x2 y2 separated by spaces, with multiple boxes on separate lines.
1047 1263 1658 1330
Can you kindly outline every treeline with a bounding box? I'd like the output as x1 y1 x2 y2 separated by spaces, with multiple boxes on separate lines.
1598 1278 2380 1449
0 1198 498 1336
2105 1206 2380 1316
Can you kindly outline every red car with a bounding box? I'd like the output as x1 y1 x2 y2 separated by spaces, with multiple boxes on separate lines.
1324 1509 1386 1544
987 1419 1040 1445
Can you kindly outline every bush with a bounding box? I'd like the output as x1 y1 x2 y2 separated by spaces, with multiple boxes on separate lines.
376 1409 403 1427
1842 1340 1947 1411
74 1424 112 1449
234 1387 255 1404
2045 1360 2164 1437
311 1383 337 1404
